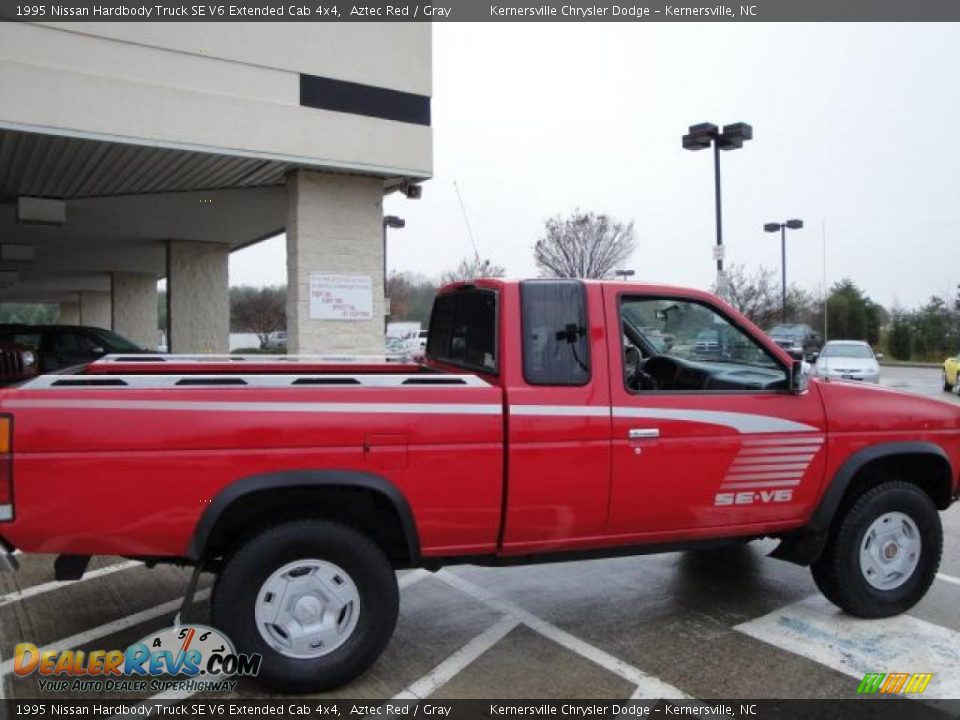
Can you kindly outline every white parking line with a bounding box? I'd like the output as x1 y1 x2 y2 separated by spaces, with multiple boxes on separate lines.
0 561 142 607
937 572 960 587
437 570 690 700
398 569 429 590
141 570 431 705
735 594 960 699
0 589 210 677
393 616 519 700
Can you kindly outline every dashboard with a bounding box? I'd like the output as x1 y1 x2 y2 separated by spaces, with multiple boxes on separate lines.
636 354 788 392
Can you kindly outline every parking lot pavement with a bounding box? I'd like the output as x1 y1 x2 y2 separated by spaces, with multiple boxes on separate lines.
1 366 958 703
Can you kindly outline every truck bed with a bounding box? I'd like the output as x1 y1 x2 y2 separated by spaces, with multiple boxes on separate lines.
0 355 506 559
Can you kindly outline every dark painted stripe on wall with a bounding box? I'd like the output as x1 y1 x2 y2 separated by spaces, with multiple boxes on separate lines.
300 74 431 126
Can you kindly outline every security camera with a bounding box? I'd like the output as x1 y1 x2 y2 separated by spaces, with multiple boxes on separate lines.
401 182 422 200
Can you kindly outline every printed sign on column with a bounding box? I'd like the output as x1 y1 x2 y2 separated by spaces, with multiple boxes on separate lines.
309 274 373 320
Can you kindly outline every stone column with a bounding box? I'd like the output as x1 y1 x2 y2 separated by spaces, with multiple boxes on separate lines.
286 170 385 355
79 290 111 329
111 272 158 350
167 240 229 354
58 301 80 325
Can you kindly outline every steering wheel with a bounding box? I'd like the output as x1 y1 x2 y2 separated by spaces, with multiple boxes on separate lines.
625 347 663 391
642 355 681 391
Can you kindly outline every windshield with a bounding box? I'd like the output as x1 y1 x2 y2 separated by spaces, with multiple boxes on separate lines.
90 328 145 353
821 343 874 359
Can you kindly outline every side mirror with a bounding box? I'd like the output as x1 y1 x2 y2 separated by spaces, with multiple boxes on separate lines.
790 360 810 394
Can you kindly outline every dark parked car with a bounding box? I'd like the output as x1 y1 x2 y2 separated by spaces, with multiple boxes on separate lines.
0 325 148 373
767 323 823 361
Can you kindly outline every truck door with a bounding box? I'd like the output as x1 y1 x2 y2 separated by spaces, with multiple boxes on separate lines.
501 281 612 554
604 288 827 537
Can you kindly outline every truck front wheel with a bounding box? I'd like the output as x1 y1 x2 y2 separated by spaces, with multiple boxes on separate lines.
811 481 942 618
212 519 399 692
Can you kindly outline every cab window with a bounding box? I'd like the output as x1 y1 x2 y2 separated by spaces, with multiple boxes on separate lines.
521 280 590 386
426 288 498 374
621 296 787 393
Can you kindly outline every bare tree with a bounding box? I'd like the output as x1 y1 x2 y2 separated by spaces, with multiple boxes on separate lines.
440 256 506 285
230 285 286 348
534 210 637 279
719 264 818 330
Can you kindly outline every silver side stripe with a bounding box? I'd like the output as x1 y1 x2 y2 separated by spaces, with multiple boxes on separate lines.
725 471 804 481
745 437 824 447
730 463 810 472
2 398 822 435
733 454 816 465
720 479 802 489
741 447 821 456
612 407 819 434
3 399 503 416
510 405 610 417
513 405 820 435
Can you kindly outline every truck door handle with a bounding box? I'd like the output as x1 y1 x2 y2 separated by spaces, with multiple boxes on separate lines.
628 428 660 440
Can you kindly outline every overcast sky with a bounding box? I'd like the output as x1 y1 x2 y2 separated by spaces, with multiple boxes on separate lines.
230 22 960 309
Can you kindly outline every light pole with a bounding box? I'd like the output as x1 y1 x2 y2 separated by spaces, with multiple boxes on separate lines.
615 269 635 281
382 215 405 331
763 219 803 322
682 122 753 289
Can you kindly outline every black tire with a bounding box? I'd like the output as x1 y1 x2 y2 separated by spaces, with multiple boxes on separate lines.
811 482 941 618
212 520 399 693
943 371 953 392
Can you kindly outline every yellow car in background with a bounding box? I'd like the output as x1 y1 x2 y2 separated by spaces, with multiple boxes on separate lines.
943 354 960 392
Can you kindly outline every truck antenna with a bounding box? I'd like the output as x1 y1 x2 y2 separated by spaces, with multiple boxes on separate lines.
454 180 481 263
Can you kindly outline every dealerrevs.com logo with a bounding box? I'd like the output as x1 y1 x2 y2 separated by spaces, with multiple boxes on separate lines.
13 624 261 693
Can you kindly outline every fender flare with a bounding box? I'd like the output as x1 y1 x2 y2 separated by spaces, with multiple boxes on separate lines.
771 440 952 565
186 469 421 564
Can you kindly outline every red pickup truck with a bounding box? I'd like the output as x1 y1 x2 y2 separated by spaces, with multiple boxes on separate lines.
0 279 957 692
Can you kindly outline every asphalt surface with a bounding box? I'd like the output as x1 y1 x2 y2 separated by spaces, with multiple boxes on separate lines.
1 365 958 703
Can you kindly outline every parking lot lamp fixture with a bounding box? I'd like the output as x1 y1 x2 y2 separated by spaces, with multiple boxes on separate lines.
682 122 753 280
764 219 804 322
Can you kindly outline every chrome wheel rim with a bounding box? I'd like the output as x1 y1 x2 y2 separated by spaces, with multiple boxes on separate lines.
859 512 921 591
255 559 360 659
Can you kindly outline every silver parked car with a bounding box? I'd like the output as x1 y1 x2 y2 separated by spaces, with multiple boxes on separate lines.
263 331 287 351
814 340 881 383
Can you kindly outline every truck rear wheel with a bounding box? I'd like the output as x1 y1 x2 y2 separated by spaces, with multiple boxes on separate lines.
211 519 399 692
811 481 941 618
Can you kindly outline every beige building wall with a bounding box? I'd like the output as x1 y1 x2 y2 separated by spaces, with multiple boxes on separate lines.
167 241 229 353
0 22 432 179
286 171 385 355
112 272 157 350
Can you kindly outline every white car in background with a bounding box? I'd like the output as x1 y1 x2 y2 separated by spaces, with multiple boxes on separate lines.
402 330 429 360
814 340 881 383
